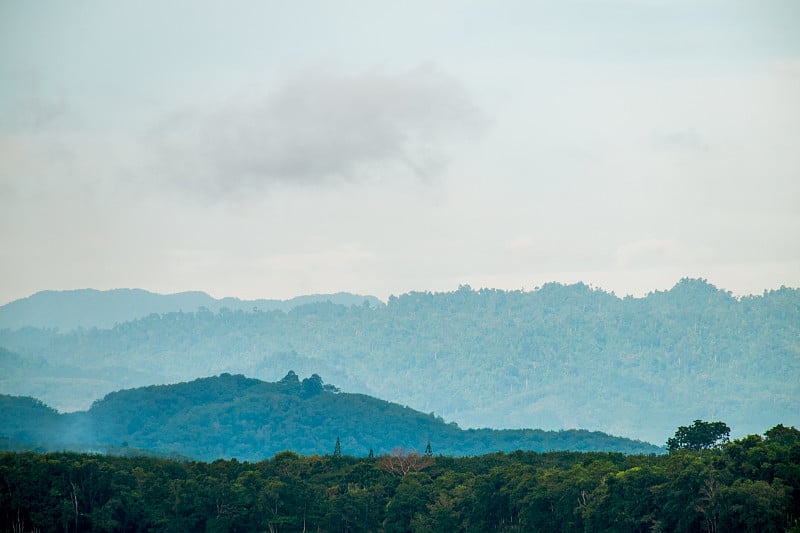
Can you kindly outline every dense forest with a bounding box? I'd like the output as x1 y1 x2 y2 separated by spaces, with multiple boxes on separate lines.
1 279 798 442
2 424 798 532
0 373 660 460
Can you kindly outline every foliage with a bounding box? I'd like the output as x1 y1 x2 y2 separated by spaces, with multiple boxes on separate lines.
1 424 798 533
667 420 731 451
1 279 798 442
0 373 661 461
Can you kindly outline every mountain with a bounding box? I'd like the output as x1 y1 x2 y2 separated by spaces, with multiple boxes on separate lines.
0 288 382 331
1 279 797 443
0 373 662 460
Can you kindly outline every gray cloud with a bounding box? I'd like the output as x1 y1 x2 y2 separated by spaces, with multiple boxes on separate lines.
650 129 709 153
149 66 483 196
0 70 69 133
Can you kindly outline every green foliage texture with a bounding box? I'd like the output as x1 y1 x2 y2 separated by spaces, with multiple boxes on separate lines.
1 425 798 532
667 419 731 451
1 279 798 442
0 373 660 460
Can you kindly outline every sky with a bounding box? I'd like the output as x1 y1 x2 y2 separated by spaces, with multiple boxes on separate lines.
1 0 799 305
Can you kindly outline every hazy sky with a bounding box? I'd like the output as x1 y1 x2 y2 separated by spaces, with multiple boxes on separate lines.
1 0 799 304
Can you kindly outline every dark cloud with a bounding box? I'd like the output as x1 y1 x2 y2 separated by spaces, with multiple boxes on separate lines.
150 66 483 196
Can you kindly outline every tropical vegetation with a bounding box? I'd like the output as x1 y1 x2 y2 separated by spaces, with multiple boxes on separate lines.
1 423 798 532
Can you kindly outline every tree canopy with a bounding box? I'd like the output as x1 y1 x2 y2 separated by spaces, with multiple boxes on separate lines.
667 420 731 451
1 279 798 442
0 373 662 460
1 423 798 533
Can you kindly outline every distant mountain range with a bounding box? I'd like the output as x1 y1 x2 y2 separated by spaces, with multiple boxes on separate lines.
0 373 662 460
0 288 382 331
1 279 797 444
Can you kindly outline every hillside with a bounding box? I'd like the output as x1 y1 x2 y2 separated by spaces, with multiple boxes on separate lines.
0 373 661 460
1 279 797 443
0 288 381 331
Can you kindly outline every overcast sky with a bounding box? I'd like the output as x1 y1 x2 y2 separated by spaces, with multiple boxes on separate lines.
1 1 798 304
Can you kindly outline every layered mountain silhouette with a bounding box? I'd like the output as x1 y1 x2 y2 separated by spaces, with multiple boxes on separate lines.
0 373 662 461
1 279 797 443
0 288 381 331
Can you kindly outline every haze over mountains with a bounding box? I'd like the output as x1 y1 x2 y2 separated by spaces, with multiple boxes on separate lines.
1 279 797 445
0 373 662 460
0 288 381 331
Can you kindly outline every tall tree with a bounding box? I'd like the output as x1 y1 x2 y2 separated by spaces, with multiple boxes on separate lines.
667 420 730 451
333 436 341 459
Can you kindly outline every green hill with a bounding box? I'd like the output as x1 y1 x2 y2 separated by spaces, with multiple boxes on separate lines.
0 373 661 460
1 279 797 443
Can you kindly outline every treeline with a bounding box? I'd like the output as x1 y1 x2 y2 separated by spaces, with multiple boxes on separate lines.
0 373 662 460
2 279 797 442
2 425 798 532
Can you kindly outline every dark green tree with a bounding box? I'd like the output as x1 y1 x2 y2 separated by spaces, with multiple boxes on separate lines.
278 370 300 388
333 436 341 459
764 424 800 445
301 373 324 397
425 440 432 457
667 420 731 451
383 472 434 532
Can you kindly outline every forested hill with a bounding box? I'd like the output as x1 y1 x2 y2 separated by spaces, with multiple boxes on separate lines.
1 279 797 443
0 373 662 460
0 288 381 331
